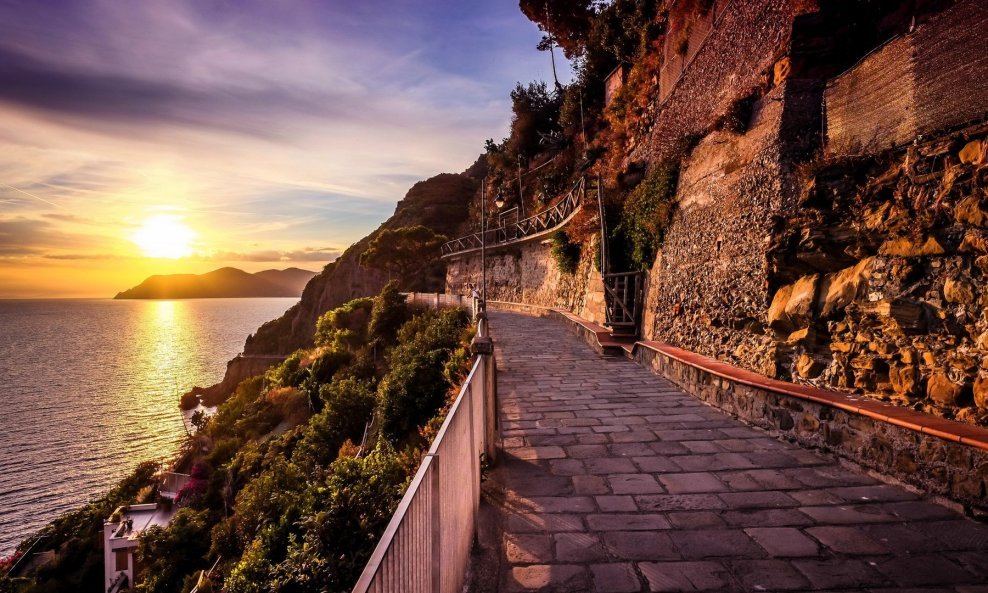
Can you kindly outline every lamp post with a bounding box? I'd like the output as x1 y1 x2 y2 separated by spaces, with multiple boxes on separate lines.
481 180 487 311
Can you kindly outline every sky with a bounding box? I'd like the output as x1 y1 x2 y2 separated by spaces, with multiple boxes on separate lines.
0 0 569 298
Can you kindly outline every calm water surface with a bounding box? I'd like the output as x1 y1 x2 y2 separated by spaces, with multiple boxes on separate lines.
0 298 294 555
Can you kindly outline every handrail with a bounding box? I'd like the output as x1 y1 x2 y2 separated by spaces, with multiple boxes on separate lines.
351 297 497 593
441 177 586 258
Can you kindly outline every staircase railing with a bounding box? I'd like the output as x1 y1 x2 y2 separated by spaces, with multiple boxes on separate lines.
441 177 585 257
603 271 643 337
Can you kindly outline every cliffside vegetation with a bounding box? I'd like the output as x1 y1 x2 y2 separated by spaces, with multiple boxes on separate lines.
3 285 474 593
481 0 674 260
242 169 481 358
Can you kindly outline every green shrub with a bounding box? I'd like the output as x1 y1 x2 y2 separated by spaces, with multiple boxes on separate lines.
299 349 354 410
550 229 582 274
263 350 307 389
376 308 470 443
293 378 376 471
135 509 212 593
367 281 409 346
271 445 410 593
615 162 679 270
313 298 374 350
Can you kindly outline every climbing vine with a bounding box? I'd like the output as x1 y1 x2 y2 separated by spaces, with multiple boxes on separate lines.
550 229 582 275
614 162 679 271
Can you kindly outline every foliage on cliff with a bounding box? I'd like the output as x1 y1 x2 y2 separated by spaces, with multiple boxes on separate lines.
481 0 667 255
612 162 680 271
5 286 474 593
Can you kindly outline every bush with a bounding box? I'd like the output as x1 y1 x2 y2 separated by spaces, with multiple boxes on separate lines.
550 229 582 274
264 350 309 390
313 298 374 350
270 445 410 593
376 309 470 443
367 281 409 346
614 162 679 270
292 378 376 471
135 509 211 593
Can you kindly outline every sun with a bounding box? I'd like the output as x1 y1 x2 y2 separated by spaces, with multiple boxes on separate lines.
132 215 195 259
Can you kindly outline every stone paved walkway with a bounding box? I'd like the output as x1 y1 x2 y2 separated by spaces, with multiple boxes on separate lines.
484 311 988 593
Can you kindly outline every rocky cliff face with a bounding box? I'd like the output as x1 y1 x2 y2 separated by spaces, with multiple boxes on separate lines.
183 169 480 404
243 171 480 356
769 130 988 424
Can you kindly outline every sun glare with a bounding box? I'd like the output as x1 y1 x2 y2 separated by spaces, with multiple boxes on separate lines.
132 215 195 259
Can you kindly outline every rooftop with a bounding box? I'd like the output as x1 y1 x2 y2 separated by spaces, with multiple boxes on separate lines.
106 504 175 546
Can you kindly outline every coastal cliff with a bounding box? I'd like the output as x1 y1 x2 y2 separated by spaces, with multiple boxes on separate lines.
184 167 483 405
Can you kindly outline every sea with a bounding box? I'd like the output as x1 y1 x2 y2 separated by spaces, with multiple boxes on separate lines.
0 298 295 555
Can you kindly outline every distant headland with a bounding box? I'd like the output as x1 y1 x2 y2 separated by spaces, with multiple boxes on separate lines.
113 267 316 299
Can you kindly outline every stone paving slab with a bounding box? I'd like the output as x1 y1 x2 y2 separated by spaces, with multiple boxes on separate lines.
483 311 988 593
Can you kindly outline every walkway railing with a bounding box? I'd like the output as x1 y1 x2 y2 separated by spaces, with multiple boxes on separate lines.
441 177 586 257
351 302 497 593
603 271 644 337
403 292 470 310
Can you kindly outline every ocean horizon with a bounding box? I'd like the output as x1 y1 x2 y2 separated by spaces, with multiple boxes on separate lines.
0 298 295 555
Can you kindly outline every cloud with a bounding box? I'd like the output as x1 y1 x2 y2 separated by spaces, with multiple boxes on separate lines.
0 0 557 294
0 215 122 259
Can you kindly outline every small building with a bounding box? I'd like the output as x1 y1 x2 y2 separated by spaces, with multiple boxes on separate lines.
604 64 629 108
103 473 189 592
103 504 175 592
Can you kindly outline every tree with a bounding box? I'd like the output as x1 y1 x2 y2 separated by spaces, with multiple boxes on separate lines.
367 281 409 347
359 226 446 284
135 509 211 593
520 0 596 59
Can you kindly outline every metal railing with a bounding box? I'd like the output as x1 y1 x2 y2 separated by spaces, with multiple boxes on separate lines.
403 292 469 310
603 271 644 337
441 177 586 257
351 303 497 593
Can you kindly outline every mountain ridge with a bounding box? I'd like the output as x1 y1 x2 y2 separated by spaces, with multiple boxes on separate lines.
113 266 316 299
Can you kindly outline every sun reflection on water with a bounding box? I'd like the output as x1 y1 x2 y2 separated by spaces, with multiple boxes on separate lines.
0 298 295 555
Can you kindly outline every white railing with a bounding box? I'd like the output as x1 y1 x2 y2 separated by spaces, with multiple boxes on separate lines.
351 305 497 593
403 292 470 310
440 177 586 257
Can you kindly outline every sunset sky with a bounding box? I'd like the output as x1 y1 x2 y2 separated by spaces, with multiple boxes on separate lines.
0 0 568 298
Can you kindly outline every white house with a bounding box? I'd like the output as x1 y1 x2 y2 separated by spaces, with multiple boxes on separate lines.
103 473 189 592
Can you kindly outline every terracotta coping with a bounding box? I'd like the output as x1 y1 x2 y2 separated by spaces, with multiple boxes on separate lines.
514 304 988 452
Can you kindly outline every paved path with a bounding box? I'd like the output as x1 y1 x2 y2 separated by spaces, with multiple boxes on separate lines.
484 311 988 593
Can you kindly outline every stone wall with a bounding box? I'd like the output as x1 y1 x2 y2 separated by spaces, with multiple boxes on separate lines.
444 237 607 326
632 344 988 513
643 80 818 377
641 0 818 163
825 0 988 155
768 124 988 425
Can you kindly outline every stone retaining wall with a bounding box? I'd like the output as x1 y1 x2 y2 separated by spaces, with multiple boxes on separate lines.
825 0 988 155
445 237 607 326
632 344 988 514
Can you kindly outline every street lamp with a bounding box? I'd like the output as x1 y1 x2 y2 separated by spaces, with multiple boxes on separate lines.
494 191 505 210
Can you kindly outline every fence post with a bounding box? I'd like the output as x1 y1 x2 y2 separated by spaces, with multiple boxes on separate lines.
471 330 496 464
429 454 441 593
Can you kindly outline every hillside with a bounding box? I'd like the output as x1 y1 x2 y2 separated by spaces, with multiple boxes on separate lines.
242 167 482 356
114 267 316 299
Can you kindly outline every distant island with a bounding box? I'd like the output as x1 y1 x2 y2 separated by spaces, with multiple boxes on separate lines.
114 267 316 299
